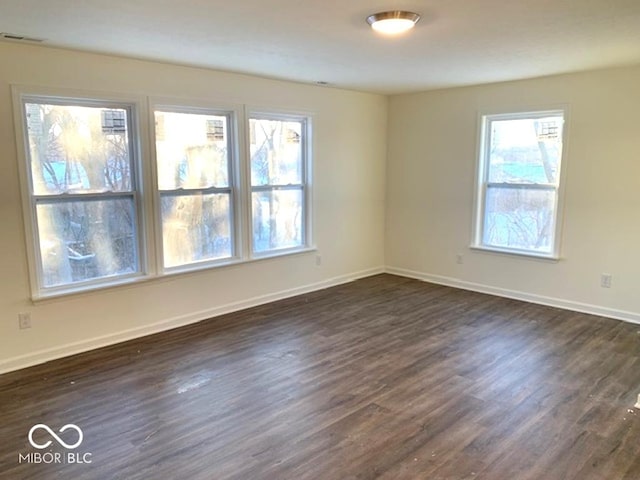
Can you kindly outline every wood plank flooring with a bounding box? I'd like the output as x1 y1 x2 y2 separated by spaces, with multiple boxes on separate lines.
1 274 639 479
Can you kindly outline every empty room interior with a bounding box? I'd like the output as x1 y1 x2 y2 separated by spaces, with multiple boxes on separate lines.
1 1 640 479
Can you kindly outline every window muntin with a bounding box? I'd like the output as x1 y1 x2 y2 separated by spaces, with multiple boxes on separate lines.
22 100 142 292
475 111 565 257
249 116 308 254
154 110 235 269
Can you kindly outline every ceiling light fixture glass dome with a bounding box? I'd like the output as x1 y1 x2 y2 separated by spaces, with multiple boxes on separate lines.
366 11 420 35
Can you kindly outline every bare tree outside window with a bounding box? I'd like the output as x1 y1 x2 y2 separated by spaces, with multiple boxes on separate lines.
476 111 565 256
25 102 140 289
154 110 233 268
249 117 306 253
16 91 314 297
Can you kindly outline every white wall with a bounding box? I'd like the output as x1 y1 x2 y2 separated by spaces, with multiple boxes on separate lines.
0 43 387 372
3 42 638 374
386 66 640 322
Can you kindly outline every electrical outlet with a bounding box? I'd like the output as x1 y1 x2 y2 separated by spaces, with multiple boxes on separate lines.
18 312 31 329
600 273 612 288
315 255 322 266
456 254 464 264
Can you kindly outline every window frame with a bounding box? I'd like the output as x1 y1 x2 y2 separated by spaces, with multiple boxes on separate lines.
12 87 316 300
246 110 313 258
471 108 569 260
149 99 243 274
12 86 150 299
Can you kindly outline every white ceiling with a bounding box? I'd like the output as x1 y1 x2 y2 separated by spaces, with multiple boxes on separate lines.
2 0 640 94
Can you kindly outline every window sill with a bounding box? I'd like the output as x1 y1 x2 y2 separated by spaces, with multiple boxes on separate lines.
162 246 317 277
469 245 561 262
32 246 317 303
251 246 316 261
32 273 150 303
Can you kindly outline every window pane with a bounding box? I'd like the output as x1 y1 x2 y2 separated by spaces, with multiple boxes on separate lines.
36 199 138 287
250 118 302 186
483 187 556 253
155 111 229 190
161 193 232 268
488 116 563 184
252 189 302 252
25 103 132 195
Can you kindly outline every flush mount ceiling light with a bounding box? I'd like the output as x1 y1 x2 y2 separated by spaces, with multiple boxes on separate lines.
366 11 420 35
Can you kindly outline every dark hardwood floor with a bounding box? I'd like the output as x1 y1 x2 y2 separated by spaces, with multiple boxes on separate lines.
1 274 639 479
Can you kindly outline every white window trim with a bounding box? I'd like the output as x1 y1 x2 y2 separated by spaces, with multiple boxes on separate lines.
471 107 570 260
12 87 316 301
11 85 152 300
246 107 314 258
148 98 244 273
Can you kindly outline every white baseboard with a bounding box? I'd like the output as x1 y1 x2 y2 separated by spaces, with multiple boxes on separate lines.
386 266 640 325
0 266 384 374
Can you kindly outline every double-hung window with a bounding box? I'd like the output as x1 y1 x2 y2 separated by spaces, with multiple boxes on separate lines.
17 95 143 296
249 114 310 254
473 110 566 258
14 87 313 299
153 108 236 270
